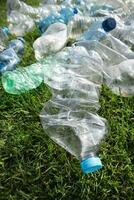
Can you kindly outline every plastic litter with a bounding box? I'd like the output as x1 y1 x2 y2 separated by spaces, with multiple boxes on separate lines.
33 22 68 60
39 45 107 174
38 7 78 33
0 37 25 73
77 17 116 41
2 0 134 175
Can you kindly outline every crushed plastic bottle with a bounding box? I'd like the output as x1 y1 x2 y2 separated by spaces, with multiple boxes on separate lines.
40 45 108 174
7 0 60 19
78 18 116 41
33 22 68 60
104 34 134 59
0 37 25 73
39 7 78 33
75 40 126 67
2 45 103 95
105 59 134 97
7 37 25 56
0 48 20 73
2 57 53 94
8 11 35 36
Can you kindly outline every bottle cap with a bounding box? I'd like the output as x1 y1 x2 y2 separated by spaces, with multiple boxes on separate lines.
2 27 10 35
102 18 116 32
73 8 78 15
81 156 103 174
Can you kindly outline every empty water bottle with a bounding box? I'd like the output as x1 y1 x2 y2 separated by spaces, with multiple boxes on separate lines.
7 37 25 56
33 22 68 60
0 48 20 73
106 59 134 97
104 34 134 59
2 57 53 94
78 17 116 41
0 37 25 73
7 0 60 18
39 7 78 33
8 11 35 36
39 45 108 174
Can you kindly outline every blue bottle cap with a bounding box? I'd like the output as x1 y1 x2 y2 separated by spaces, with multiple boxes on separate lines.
81 156 103 174
102 18 116 32
2 27 10 35
73 8 78 15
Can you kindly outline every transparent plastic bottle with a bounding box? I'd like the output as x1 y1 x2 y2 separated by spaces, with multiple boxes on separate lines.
75 40 127 73
8 10 35 36
33 22 68 60
39 45 108 174
7 0 60 19
39 7 78 33
77 18 116 42
105 59 134 97
103 34 134 59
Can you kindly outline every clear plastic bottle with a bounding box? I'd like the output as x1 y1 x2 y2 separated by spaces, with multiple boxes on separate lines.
39 45 108 174
33 22 68 60
39 7 78 33
103 34 134 59
7 0 60 19
105 59 134 97
77 18 116 42
8 10 35 36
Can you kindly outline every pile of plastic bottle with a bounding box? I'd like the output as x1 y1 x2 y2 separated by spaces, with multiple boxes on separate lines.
1 0 134 174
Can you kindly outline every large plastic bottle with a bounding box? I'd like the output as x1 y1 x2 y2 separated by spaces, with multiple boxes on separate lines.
33 22 68 60
77 18 116 41
39 7 78 33
39 45 107 174
2 39 127 95
2 44 104 94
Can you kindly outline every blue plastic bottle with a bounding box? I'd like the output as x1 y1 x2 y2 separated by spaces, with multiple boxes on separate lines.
0 37 25 73
7 37 25 56
39 7 78 33
0 48 20 73
78 17 116 42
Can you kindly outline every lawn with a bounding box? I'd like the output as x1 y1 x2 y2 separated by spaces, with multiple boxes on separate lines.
0 0 134 199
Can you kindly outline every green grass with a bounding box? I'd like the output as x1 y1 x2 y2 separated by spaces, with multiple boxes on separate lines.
0 0 134 199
